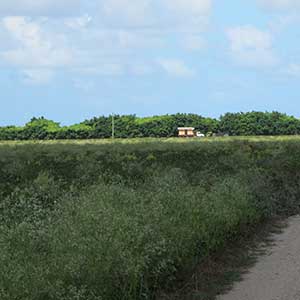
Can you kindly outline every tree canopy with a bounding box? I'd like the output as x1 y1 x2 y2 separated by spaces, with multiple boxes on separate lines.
0 112 299 140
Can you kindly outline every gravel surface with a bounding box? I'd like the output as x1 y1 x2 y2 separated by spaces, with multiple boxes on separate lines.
218 216 300 300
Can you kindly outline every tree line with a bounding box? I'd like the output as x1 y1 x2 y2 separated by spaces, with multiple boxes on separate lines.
1 111 300 140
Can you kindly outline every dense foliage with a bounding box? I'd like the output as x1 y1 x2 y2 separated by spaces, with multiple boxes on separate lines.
1 138 300 299
1 111 299 140
219 111 300 136
0 114 218 140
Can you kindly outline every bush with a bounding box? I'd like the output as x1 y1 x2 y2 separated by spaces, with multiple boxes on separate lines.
1 139 300 299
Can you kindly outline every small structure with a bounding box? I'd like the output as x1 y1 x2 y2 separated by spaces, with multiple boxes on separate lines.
178 127 196 138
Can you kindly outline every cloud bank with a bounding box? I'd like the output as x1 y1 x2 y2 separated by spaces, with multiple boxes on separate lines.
0 0 213 84
226 25 278 67
258 0 300 11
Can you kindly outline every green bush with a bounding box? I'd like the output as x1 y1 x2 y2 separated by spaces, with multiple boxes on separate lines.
1 139 300 299
0 114 218 140
2 111 300 140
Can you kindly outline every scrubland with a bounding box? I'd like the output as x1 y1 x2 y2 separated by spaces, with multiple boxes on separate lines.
1 138 300 299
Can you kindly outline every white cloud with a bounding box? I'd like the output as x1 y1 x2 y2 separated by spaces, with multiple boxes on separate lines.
0 0 213 84
100 0 152 27
0 0 82 16
74 64 124 76
285 63 300 76
164 0 211 16
227 26 273 52
64 14 92 30
21 69 54 85
116 30 165 49
1 16 73 68
0 0 212 26
158 59 195 77
162 0 212 31
130 62 154 76
0 16 74 84
73 78 95 92
259 0 300 11
268 15 299 34
94 0 212 29
226 25 279 67
182 35 206 51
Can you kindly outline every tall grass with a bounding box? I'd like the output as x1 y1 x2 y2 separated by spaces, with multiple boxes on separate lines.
1 139 300 299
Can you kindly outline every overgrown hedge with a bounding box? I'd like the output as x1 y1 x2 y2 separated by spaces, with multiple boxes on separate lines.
1 111 300 140
1 139 300 299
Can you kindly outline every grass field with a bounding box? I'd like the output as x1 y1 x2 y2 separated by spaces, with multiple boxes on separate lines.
1 137 300 299
2 135 300 145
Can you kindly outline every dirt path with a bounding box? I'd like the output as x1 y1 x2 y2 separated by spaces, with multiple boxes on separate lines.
218 215 300 300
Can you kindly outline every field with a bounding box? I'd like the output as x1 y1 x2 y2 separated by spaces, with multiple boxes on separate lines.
1 137 300 300
2 135 300 145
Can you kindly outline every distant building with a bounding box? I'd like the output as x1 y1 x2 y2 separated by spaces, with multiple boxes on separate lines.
178 127 196 138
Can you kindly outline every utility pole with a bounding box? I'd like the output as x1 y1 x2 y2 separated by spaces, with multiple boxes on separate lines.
112 113 115 139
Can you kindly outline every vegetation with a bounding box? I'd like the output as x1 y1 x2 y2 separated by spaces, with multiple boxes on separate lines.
219 111 300 136
1 138 300 299
1 111 300 140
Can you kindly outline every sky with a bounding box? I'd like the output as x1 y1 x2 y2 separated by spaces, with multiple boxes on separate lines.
1 0 300 126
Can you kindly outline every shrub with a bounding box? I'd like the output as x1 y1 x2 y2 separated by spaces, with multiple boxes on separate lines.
1 139 300 299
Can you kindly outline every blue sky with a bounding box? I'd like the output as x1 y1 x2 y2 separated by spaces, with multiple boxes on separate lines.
0 0 300 126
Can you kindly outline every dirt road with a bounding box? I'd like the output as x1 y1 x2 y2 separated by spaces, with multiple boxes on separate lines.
218 216 300 300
